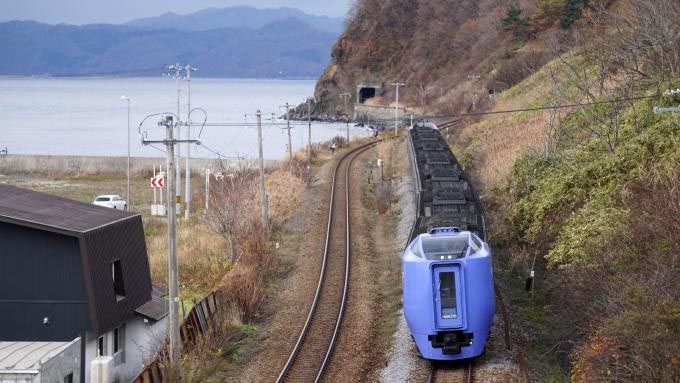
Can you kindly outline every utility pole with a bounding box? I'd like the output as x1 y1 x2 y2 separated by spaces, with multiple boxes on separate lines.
175 69 181 215
391 82 406 137
163 64 184 213
279 103 294 161
340 93 351 145
184 65 197 219
257 111 269 232
120 95 131 208
142 115 199 367
467 74 481 111
306 97 314 169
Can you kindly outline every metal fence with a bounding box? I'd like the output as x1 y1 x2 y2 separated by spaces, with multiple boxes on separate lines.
130 292 219 383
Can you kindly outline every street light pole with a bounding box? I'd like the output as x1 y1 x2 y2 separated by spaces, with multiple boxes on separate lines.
391 82 406 137
121 95 131 208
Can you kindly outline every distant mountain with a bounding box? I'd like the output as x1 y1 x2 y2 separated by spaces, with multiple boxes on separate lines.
126 6 345 34
0 16 337 78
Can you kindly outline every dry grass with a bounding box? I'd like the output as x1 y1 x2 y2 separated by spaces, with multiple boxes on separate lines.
459 112 548 190
261 169 305 230
452 58 573 190
146 220 229 293
0 154 236 177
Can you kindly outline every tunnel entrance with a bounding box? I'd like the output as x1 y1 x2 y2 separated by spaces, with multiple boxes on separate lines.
358 87 377 103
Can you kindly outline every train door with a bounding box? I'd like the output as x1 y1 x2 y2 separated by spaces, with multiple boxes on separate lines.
433 265 464 329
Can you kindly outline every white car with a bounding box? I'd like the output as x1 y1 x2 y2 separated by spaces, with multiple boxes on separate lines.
93 195 128 210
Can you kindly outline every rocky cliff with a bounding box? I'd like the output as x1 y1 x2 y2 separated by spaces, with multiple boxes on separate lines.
303 0 592 120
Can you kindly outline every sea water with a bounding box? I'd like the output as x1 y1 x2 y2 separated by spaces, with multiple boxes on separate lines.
0 77 366 160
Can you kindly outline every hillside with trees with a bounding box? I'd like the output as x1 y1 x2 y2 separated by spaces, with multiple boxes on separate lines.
311 0 609 115
312 0 680 381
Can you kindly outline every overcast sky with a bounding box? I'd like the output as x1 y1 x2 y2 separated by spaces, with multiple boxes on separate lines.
0 0 352 25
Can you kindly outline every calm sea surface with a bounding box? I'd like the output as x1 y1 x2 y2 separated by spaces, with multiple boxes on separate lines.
0 77 366 160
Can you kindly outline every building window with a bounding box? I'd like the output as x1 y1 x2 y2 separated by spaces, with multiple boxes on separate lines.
113 325 126 365
97 335 105 357
111 260 126 301
113 325 125 354
64 373 73 383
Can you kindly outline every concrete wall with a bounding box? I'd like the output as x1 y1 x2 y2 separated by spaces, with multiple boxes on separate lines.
84 316 166 383
0 373 38 383
119 317 166 382
353 104 411 127
0 339 79 383
41 339 80 383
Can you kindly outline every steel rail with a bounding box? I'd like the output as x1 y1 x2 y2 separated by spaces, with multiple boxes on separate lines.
315 142 376 381
276 140 377 383
427 361 474 383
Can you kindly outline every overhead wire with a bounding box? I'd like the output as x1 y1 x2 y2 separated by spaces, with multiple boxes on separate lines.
367 94 658 123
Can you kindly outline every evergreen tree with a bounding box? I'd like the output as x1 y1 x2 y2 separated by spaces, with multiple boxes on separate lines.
560 0 588 29
502 5 524 27
502 4 529 39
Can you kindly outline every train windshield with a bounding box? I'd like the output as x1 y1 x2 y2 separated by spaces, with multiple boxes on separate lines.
422 235 468 260
439 272 457 319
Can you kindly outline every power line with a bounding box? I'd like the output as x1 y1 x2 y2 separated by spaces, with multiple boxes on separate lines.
417 94 657 120
198 142 243 160
334 94 660 125
189 121 345 127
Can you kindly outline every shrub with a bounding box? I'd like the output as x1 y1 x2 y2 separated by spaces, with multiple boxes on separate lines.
560 0 588 29
219 225 275 323
570 172 680 382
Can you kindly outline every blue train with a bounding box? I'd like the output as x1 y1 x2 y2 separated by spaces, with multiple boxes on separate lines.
403 123 495 361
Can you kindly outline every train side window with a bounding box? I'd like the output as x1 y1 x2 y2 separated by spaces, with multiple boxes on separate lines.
470 234 482 253
410 239 422 258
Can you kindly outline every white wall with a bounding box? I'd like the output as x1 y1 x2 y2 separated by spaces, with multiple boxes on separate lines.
119 317 167 382
84 316 167 383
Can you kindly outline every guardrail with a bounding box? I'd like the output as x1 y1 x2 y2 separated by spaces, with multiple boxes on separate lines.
130 292 219 383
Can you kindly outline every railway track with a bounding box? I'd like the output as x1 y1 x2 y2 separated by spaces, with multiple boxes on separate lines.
276 142 376 383
427 361 474 383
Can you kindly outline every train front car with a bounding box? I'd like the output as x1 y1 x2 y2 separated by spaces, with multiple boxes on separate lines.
403 227 494 360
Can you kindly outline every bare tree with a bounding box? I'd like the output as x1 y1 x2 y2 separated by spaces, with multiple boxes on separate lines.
549 0 679 152
206 162 259 265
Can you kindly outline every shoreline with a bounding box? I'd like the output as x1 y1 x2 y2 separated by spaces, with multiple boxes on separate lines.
0 154 276 176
